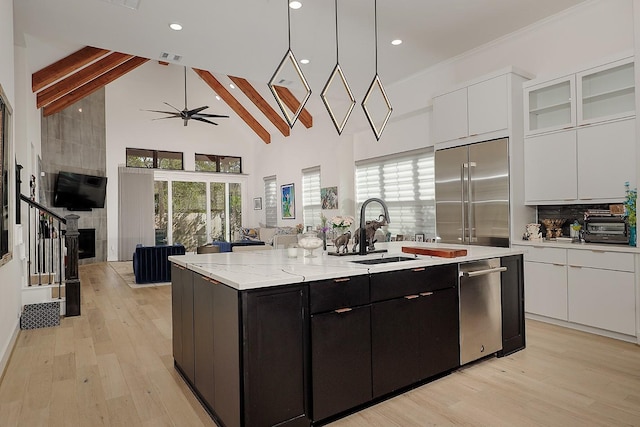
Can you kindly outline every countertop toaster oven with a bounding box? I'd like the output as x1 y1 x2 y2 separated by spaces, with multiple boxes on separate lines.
583 216 628 244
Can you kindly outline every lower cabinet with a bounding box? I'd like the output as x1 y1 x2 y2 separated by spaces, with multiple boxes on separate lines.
172 269 308 427
171 264 195 383
243 285 310 427
370 265 459 398
518 245 637 338
311 306 372 421
499 255 526 356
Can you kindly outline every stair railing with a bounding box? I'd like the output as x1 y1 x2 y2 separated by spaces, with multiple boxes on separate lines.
19 194 81 317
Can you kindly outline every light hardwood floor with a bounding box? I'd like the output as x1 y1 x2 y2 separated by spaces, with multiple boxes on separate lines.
1 262 639 426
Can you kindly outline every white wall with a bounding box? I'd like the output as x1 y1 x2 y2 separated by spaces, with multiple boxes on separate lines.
0 0 21 378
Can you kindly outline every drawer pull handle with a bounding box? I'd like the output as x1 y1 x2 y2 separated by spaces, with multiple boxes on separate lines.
334 308 352 314
590 250 605 253
420 292 434 297
552 263 565 267
177 265 186 270
412 267 426 272
333 277 351 283
569 265 582 269
206 277 221 284
404 294 420 300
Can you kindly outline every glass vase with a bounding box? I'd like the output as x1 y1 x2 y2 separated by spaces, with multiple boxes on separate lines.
629 225 636 246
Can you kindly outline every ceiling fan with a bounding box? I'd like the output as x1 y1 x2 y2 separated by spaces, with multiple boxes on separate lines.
143 66 229 126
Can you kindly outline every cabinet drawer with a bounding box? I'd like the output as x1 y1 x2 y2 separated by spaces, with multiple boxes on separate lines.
370 264 457 303
310 275 370 314
567 249 634 272
524 246 567 264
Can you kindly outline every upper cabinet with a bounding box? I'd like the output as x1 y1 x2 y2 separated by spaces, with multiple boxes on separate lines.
433 73 511 144
577 57 635 125
524 76 575 135
523 53 636 205
524 55 635 136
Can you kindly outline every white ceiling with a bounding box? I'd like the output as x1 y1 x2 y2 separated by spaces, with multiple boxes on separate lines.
14 0 588 93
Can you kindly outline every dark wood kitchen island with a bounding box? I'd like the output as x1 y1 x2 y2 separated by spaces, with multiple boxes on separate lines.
169 243 525 427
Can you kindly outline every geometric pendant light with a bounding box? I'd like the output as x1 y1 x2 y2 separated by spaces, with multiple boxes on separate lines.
268 0 312 128
362 0 393 141
321 0 356 135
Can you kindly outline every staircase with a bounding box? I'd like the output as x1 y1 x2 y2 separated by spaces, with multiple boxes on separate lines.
19 194 81 329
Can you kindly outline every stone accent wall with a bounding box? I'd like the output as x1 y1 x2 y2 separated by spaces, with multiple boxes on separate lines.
40 89 107 264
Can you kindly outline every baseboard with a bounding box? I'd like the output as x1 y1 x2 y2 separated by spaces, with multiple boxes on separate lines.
0 321 20 384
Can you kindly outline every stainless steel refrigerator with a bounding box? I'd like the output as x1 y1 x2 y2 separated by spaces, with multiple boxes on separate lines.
435 138 510 247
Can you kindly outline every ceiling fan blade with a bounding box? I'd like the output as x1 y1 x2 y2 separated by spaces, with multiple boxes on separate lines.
151 116 181 121
192 117 219 125
193 113 229 119
187 105 209 115
142 109 181 116
164 102 182 113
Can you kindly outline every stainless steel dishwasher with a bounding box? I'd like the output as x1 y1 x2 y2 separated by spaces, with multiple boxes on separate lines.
459 258 505 365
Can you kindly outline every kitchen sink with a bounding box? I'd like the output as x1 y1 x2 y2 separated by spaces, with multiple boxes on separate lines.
350 256 415 265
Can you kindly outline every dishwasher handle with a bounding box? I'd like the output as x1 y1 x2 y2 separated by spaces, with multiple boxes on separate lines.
460 266 507 278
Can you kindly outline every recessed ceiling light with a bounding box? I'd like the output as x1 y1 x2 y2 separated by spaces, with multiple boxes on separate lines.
215 95 221 101
169 23 183 31
289 1 302 9
78 108 83 113
391 39 402 46
229 83 236 89
300 59 310 64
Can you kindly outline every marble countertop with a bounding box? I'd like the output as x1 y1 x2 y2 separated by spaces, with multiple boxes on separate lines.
169 242 524 290
513 239 640 254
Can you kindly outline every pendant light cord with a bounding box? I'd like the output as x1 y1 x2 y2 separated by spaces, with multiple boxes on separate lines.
334 0 339 63
374 0 378 74
287 0 292 49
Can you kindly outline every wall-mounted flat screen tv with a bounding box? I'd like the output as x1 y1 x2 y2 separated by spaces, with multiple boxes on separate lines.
53 171 107 210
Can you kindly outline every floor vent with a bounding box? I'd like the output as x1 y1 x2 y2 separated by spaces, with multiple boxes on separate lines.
20 302 61 330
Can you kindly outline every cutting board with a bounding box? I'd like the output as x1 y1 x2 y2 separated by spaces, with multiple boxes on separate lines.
402 246 468 258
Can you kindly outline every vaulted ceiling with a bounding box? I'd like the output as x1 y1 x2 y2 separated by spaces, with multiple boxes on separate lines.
31 46 314 144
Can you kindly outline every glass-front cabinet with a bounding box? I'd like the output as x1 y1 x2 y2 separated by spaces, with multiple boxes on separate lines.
524 75 575 135
577 57 635 125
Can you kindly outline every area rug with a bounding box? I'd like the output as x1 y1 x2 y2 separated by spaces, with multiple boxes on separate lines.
108 261 171 289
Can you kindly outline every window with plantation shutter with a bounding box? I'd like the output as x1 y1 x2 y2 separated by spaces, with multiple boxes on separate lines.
264 176 277 227
355 148 435 239
302 166 321 229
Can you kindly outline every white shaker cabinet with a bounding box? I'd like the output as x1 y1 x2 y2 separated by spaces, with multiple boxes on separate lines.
577 118 636 201
567 249 636 336
524 131 577 203
433 74 508 144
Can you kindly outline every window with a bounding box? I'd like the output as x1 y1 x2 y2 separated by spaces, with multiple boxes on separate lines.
126 148 183 170
0 85 11 265
195 153 242 174
264 176 277 228
355 148 435 238
153 171 246 251
302 166 321 229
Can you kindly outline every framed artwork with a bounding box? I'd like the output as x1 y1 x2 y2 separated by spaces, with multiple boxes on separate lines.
396 234 404 241
253 197 262 210
415 233 425 242
281 183 295 219
321 186 338 209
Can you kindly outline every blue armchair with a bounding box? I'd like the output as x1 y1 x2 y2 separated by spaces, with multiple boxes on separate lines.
132 244 185 284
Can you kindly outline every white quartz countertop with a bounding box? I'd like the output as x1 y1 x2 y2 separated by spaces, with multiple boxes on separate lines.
513 239 640 254
169 242 524 290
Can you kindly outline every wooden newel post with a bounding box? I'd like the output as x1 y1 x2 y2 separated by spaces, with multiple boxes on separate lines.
64 214 81 316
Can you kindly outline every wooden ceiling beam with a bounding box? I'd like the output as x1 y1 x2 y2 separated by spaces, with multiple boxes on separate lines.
43 56 150 117
228 76 290 137
272 86 313 128
37 52 134 108
32 46 110 93
194 69 271 144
